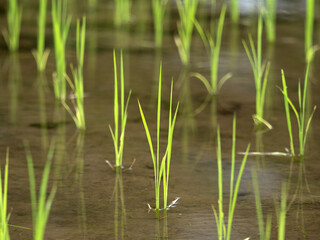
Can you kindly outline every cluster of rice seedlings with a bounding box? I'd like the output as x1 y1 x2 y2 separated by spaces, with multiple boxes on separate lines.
175 0 199 66
230 0 239 24
193 5 231 95
108 50 132 170
3 0 22 52
263 0 277 43
152 0 168 48
213 115 250 240
138 65 179 216
305 0 314 60
52 0 71 101
25 142 57 240
0 148 10 240
114 0 131 27
32 0 50 72
62 17 86 130
243 16 271 128
280 60 316 157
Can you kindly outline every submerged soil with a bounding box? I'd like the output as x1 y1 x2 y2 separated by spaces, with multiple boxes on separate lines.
1 0 320 239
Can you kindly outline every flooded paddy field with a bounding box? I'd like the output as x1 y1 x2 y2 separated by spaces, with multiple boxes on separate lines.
1 0 320 239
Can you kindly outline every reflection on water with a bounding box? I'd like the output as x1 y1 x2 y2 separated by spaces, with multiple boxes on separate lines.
37 73 49 152
75 132 87 238
113 170 126 240
155 216 168 240
8 53 21 125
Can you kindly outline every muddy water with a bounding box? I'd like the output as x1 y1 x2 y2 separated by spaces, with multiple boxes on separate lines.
1 0 320 239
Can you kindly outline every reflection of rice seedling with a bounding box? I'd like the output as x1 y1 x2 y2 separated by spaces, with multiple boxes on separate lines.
193 5 231 95
114 0 131 27
52 0 71 100
175 0 198 66
277 183 287 240
63 17 86 130
25 142 57 240
230 0 239 24
33 0 50 72
109 50 131 169
0 148 10 240
262 0 277 43
152 0 168 48
305 0 314 60
280 59 316 157
3 0 22 52
252 169 272 240
213 115 250 240
243 16 271 128
138 65 179 215
252 170 287 240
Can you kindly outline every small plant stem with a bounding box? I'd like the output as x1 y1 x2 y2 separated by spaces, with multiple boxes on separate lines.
230 0 239 24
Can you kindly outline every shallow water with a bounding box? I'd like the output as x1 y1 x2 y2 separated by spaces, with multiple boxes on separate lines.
1 0 320 239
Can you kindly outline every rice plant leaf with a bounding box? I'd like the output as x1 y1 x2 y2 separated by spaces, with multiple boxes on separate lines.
217 73 232 92
24 142 38 229
303 106 316 148
190 72 213 93
137 100 156 171
260 61 270 115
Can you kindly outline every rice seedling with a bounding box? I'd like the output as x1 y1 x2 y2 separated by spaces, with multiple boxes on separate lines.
152 0 168 48
108 50 132 170
138 65 179 215
0 148 10 240
213 115 250 240
62 17 86 130
25 141 57 240
175 0 199 66
193 5 231 95
230 0 239 24
262 0 277 43
114 0 131 27
280 59 316 157
3 0 22 52
32 0 50 72
251 169 272 240
242 16 271 128
305 0 314 60
52 0 71 101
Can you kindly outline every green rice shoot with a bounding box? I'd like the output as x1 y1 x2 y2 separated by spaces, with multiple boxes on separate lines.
230 0 239 24
212 115 250 240
152 0 168 48
109 50 132 169
138 64 179 215
62 17 86 130
175 0 199 66
25 141 57 240
3 0 22 52
280 59 316 157
114 0 131 27
0 148 10 240
52 0 71 100
32 0 50 72
305 0 314 60
242 16 270 127
193 5 230 94
262 0 277 43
